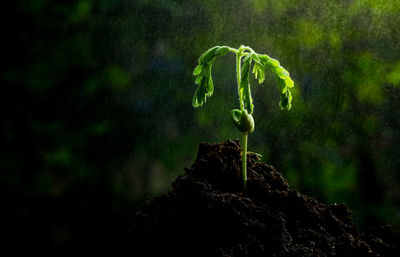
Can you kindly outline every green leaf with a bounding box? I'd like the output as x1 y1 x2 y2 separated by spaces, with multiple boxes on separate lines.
195 75 203 84
259 54 279 68
193 46 232 108
240 55 254 114
259 54 294 110
279 90 292 110
192 61 214 107
252 62 266 84
198 46 219 65
259 55 293 84
193 65 202 75
276 77 287 94
215 46 230 57
278 78 293 110
251 52 260 63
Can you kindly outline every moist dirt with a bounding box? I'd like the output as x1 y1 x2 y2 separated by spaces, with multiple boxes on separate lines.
124 140 399 257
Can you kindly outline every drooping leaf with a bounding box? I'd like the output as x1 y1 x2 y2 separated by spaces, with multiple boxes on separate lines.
198 46 219 65
215 46 230 57
252 61 266 84
193 65 202 75
279 89 292 110
259 54 294 110
251 52 260 63
195 75 203 85
276 76 287 94
192 46 234 108
259 55 280 70
192 61 215 107
240 55 254 114
259 55 286 76
277 77 293 110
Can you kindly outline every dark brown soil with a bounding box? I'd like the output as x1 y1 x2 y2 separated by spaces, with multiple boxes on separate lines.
124 140 400 257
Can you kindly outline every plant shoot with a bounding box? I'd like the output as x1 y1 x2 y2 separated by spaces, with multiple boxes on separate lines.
192 45 294 192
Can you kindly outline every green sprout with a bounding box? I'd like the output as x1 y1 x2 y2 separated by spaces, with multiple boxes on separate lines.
192 45 294 193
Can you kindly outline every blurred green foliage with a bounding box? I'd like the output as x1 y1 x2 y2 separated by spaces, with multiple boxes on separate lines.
2 0 400 250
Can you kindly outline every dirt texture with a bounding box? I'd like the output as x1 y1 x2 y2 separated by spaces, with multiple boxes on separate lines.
125 140 400 257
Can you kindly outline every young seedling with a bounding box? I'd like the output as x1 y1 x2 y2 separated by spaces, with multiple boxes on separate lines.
192 45 294 193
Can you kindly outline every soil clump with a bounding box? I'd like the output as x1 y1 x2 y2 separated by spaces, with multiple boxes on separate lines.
126 140 399 257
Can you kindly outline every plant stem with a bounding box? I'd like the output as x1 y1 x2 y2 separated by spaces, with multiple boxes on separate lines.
237 45 248 193
228 47 239 54
242 132 248 193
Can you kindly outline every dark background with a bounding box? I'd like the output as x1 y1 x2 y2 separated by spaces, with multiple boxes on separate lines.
2 0 400 251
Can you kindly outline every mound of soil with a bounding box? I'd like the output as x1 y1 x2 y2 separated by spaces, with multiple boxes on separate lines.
125 140 399 257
